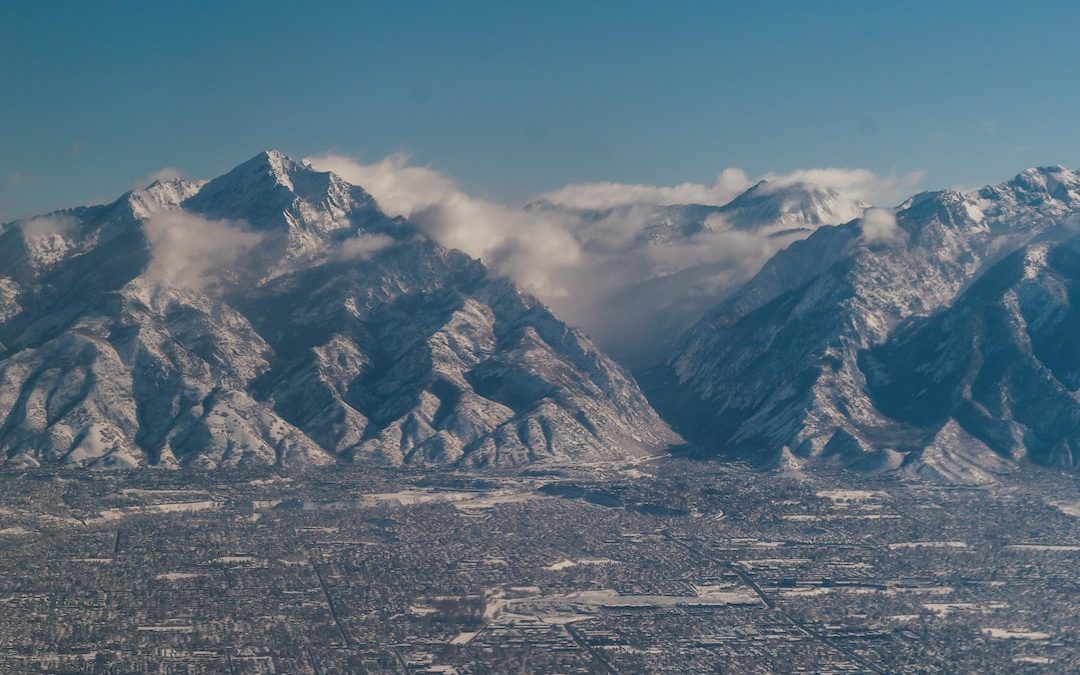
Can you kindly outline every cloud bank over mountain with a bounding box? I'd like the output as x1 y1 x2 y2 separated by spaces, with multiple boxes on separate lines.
306 153 922 362
533 168 755 211
143 211 263 290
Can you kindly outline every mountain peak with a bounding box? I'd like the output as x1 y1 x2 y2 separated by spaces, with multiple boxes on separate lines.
247 148 292 165
228 149 303 190
262 149 290 180
741 178 771 194
1003 164 1077 189
181 149 388 246
974 164 1080 211
0 149 677 470
718 178 864 232
127 176 206 217
257 148 294 172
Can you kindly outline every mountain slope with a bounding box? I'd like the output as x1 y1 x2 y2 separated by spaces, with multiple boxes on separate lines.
0 151 677 469
863 236 1080 470
650 166 1080 475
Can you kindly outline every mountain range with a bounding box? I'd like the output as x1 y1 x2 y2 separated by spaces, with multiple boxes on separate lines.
649 166 1080 481
3 151 1080 481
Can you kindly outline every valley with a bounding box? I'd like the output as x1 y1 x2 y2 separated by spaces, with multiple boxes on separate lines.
0 459 1076 673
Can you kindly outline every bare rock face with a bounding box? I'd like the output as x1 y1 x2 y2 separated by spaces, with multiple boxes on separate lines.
0 151 678 469
652 166 1080 476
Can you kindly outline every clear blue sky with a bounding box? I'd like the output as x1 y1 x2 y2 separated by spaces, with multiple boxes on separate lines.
2 0 1079 220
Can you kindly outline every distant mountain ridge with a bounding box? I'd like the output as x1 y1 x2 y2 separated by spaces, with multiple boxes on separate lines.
8 151 1079 482
529 180 865 366
0 151 677 469
649 165 1080 480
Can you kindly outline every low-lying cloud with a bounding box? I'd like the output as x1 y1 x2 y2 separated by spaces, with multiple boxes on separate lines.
337 232 395 261
19 214 78 238
306 152 923 362
143 211 263 290
761 168 923 207
860 207 906 245
308 153 585 299
535 168 753 210
537 167 922 212
307 154 456 216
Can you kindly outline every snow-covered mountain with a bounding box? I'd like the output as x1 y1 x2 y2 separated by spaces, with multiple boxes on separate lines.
862 235 1080 477
712 178 866 236
649 166 1080 479
0 151 677 469
529 180 865 366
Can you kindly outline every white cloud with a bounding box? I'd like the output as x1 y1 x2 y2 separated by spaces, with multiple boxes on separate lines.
337 232 395 261
534 167 923 212
306 153 456 216
859 207 906 245
534 168 753 210
761 168 924 206
143 211 263 290
305 152 923 359
306 153 585 299
702 212 732 231
413 195 585 298
19 215 78 238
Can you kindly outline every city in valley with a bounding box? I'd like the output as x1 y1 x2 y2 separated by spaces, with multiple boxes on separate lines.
0 457 1076 674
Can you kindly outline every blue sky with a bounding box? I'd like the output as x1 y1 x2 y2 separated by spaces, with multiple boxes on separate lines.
2 0 1080 220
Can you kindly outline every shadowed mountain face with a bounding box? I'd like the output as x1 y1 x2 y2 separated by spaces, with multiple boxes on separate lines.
649 166 1080 479
863 236 1080 471
0 151 677 469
